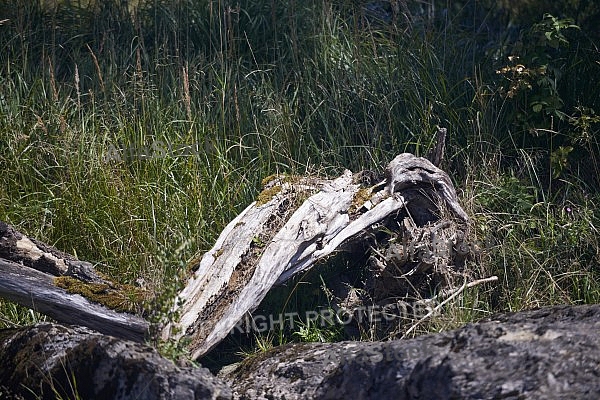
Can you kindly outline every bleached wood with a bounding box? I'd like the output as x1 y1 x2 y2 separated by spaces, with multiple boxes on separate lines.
276 193 406 284
162 173 353 353
0 221 108 283
166 153 469 359
0 153 468 360
0 221 148 341
0 257 148 341
192 171 358 357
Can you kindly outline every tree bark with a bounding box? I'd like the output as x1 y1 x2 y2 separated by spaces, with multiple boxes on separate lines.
0 220 149 341
0 221 108 283
0 257 148 342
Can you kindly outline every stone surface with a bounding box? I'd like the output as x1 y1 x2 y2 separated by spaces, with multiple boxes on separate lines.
0 323 231 400
2 304 599 399
222 303 600 399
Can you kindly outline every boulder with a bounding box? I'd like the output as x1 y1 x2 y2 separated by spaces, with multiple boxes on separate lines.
222 303 600 399
2 304 599 399
0 323 231 400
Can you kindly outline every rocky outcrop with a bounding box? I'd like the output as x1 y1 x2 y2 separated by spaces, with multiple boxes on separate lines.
222 303 600 399
1 304 599 399
0 323 231 400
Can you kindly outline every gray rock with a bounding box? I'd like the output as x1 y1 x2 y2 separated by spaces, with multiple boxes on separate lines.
222 304 600 399
0 323 231 400
2 304 599 399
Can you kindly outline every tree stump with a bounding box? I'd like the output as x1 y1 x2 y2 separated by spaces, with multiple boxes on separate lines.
164 152 470 359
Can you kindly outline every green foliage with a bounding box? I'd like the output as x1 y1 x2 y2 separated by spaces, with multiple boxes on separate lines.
471 163 600 310
496 0 600 37
495 13 600 183
0 301 46 329
549 145 573 178
497 14 579 123
534 14 580 49
144 248 191 361
293 313 344 343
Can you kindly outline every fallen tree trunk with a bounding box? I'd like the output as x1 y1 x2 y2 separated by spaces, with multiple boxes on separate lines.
0 220 108 282
0 221 149 341
163 152 470 358
0 257 148 342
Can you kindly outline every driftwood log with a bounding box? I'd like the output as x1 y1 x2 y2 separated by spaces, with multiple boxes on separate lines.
0 222 148 341
163 152 470 358
0 151 470 360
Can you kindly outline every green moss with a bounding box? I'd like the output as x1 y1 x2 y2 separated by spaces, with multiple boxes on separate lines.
54 276 144 314
256 185 282 206
261 174 283 187
260 174 303 189
186 252 204 274
256 174 306 206
349 187 373 214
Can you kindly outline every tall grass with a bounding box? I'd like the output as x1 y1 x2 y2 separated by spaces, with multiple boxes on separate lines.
0 0 599 359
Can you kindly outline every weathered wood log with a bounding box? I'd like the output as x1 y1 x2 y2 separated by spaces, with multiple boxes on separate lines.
0 221 149 341
0 221 108 283
165 152 469 359
0 323 231 400
0 257 148 342
426 125 447 167
0 151 470 360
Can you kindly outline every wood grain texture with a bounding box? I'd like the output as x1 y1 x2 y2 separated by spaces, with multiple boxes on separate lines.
166 153 469 359
0 153 468 359
0 257 148 342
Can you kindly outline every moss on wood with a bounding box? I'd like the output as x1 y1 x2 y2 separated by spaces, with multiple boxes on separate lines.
54 276 145 314
349 187 373 214
256 185 282 206
257 174 309 206
261 174 282 187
